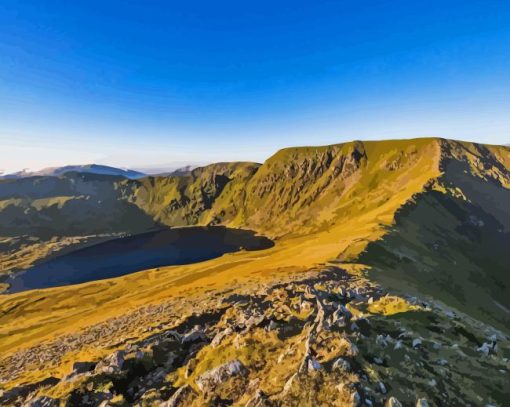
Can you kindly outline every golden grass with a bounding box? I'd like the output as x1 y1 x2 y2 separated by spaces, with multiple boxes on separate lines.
367 296 420 316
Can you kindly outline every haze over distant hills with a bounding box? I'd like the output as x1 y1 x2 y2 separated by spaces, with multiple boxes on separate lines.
0 164 204 180
0 164 146 180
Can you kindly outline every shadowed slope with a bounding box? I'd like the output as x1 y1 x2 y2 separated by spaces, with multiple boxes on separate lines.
0 173 158 238
359 140 510 333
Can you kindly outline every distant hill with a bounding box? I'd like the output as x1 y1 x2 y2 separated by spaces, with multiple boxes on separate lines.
133 163 206 176
146 165 198 177
0 164 146 180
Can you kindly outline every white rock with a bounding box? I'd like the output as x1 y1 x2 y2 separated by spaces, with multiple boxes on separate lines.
385 396 403 407
378 382 387 394
376 335 388 347
22 396 57 407
373 357 384 365
95 350 125 374
195 359 247 393
351 391 361 406
182 328 206 344
477 342 492 356
307 357 322 371
211 327 233 347
283 372 298 393
332 357 351 372
412 338 422 348
160 385 195 407
416 398 430 407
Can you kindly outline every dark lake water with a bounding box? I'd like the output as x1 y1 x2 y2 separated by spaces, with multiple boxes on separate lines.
4 227 273 293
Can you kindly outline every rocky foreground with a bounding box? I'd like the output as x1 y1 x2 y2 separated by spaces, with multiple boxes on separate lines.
0 267 508 407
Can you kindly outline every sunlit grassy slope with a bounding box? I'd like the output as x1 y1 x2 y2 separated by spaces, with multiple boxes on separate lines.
0 138 443 358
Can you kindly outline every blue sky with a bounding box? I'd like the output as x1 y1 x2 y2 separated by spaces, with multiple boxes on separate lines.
1 1 510 172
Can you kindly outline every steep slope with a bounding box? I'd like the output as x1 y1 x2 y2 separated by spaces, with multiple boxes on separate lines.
359 140 510 333
237 138 440 240
127 162 260 227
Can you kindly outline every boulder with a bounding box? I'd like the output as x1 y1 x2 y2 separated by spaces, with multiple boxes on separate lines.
378 382 387 394
181 328 207 344
385 396 403 407
266 320 279 331
338 304 353 319
161 384 196 407
94 350 125 374
331 310 347 328
22 396 57 407
211 327 233 347
71 361 96 375
245 389 272 407
373 357 384 365
307 357 322 371
376 335 388 347
412 338 423 349
195 359 248 393
351 391 361 406
332 357 351 372
477 342 496 356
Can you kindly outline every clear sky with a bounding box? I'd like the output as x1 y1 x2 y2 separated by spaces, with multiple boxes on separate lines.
1 1 510 173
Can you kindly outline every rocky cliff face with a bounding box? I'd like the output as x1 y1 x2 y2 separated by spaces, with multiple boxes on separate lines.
127 162 260 227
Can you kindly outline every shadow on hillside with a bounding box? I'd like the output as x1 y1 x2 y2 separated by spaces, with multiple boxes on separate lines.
358 156 510 334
